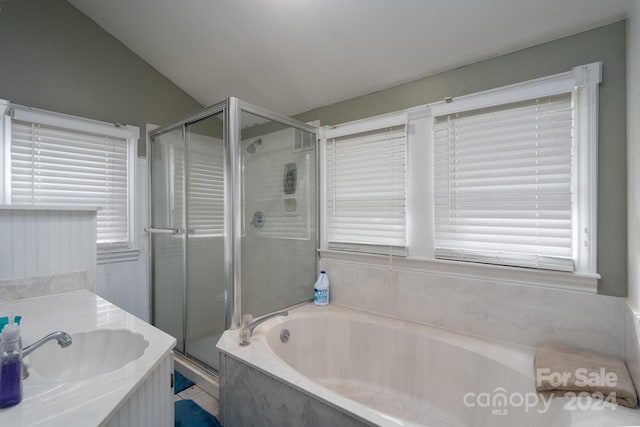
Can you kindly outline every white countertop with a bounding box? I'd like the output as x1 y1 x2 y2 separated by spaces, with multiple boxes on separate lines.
0 290 176 426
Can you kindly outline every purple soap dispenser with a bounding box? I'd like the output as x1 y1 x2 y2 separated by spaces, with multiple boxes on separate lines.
0 316 23 408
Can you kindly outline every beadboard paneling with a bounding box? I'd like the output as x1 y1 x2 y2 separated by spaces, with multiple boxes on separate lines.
0 208 97 289
104 352 174 427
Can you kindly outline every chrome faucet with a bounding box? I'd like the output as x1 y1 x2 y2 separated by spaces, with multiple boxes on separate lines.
23 331 73 357
239 311 288 346
22 331 72 379
247 310 288 335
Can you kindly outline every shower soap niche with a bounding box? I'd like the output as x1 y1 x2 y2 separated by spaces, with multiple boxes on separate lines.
283 198 297 213
283 163 297 195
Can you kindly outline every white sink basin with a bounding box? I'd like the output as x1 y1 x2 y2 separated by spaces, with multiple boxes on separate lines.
28 329 149 382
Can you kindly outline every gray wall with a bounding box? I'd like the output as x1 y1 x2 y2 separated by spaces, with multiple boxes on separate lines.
296 22 627 297
0 0 202 154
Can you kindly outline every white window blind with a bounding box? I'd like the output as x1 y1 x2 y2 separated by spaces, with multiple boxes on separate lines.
187 137 224 237
325 115 408 254
433 93 575 271
168 136 224 237
10 120 130 244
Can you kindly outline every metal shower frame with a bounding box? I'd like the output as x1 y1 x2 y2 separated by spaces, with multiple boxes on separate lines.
147 97 318 356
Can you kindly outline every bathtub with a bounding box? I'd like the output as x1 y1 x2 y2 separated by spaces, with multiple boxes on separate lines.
217 303 640 427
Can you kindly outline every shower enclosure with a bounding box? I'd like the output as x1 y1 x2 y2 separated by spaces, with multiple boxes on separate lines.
148 98 317 372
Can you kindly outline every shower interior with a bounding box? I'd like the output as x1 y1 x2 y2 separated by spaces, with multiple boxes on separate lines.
148 98 317 373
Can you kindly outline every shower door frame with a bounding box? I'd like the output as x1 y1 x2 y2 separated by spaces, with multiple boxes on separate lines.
148 101 226 357
148 97 318 370
226 98 319 329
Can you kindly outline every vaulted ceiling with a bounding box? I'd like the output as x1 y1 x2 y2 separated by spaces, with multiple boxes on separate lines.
70 0 632 115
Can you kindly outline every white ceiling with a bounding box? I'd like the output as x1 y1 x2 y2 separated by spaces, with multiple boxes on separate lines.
70 0 632 116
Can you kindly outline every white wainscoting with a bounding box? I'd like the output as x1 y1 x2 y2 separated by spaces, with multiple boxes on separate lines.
0 207 97 290
104 351 174 427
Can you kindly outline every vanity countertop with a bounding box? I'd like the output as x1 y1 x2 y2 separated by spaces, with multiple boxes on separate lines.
0 290 176 426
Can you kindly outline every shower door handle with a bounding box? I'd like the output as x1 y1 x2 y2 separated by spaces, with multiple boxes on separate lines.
144 227 185 235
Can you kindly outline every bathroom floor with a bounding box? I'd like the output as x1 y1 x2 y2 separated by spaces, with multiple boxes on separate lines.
174 384 220 418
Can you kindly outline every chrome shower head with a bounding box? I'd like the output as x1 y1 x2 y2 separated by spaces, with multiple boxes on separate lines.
246 138 262 153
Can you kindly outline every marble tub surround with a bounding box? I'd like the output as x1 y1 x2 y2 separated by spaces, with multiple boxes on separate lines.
0 290 176 426
319 257 624 357
0 271 88 302
221 356 369 427
218 303 640 426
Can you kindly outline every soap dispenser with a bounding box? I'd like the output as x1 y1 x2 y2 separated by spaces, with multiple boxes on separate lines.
0 316 23 408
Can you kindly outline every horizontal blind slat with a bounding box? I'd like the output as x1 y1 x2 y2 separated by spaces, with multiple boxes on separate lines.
175 138 225 236
327 122 407 253
433 93 575 271
10 119 130 243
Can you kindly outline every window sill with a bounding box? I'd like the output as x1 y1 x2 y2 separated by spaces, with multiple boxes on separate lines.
318 249 600 294
97 247 140 264
0 205 99 212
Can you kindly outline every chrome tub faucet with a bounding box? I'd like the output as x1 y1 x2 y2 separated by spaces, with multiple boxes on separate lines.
239 311 288 345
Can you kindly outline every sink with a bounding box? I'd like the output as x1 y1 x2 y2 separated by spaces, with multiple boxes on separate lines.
28 329 149 382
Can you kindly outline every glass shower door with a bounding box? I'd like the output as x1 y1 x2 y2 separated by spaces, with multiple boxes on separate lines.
150 128 186 353
184 113 226 370
149 98 318 374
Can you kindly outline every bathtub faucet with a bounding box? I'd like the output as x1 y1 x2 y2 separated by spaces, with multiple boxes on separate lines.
248 311 288 335
239 311 288 345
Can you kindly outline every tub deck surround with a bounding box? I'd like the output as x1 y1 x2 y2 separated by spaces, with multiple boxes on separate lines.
0 290 176 426
319 258 624 357
217 303 640 427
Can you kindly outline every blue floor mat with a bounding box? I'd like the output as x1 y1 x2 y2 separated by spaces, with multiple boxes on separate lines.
174 370 195 394
175 399 222 427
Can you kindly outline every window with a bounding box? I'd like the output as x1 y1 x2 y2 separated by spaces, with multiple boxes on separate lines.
1 104 139 253
431 62 600 273
317 62 600 291
323 113 408 255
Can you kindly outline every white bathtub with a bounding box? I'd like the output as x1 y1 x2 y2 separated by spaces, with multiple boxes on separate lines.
217 303 640 427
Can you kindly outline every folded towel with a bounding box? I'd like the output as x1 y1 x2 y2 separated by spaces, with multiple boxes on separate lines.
534 342 638 408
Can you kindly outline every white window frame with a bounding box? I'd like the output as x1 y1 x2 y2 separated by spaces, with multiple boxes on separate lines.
0 102 140 263
320 112 409 255
430 62 600 277
319 62 601 293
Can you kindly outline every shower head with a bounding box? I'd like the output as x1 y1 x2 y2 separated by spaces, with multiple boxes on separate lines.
246 138 262 153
